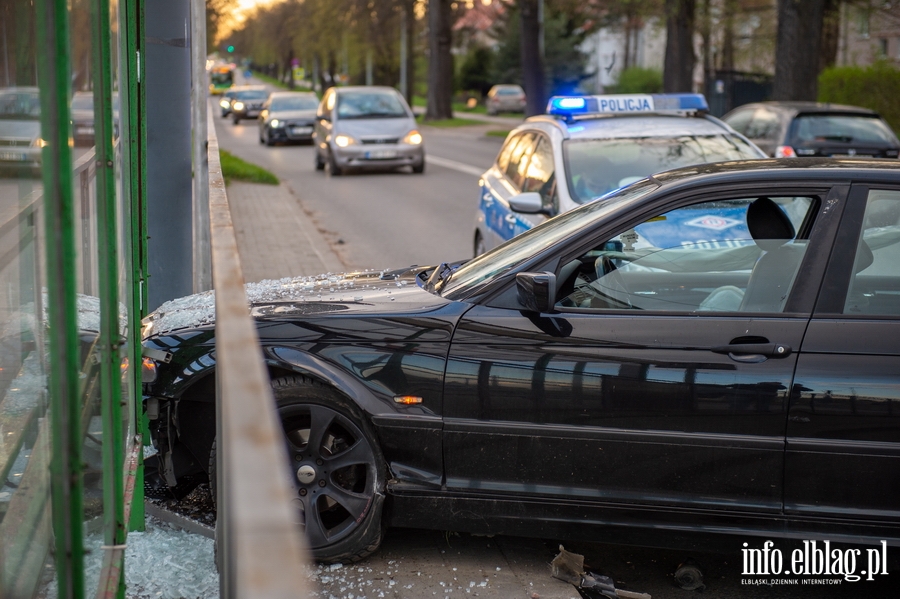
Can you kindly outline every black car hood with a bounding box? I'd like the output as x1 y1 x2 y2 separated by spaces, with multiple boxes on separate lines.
143 266 450 338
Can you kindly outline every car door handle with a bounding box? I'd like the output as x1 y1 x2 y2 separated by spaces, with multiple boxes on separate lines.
504 214 517 225
711 343 792 359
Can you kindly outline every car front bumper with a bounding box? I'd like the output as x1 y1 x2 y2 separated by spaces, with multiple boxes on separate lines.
269 124 315 142
332 144 424 169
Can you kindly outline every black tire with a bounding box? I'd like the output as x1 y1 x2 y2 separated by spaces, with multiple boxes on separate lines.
206 375 386 564
474 232 486 257
328 150 343 176
265 129 275 147
258 130 265 144
412 160 425 174
233 115 240 125
314 151 325 171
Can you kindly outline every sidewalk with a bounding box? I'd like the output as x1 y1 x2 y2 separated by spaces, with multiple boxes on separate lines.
225 181 345 283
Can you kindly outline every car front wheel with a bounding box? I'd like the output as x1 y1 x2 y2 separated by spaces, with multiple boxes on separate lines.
208 375 386 564
474 231 486 257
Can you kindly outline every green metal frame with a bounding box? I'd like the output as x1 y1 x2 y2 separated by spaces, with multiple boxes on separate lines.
26 0 146 596
34 0 85 596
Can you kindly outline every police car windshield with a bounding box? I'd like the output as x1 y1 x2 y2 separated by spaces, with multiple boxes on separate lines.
442 179 659 299
565 135 760 204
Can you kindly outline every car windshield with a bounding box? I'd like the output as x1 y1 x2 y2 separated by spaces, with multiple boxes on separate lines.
236 90 268 100
271 96 318 111
790 114 898 145
442 179 659 299
0 91 40 119
564 135 761 203
337 92 407 119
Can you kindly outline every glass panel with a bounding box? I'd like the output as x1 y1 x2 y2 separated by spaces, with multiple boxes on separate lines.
0 0 57 595
844 190 900 315
556 197 816 313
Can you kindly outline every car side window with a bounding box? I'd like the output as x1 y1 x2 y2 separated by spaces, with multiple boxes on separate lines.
522 136 557 214
724 109 753 135
496 133 520 173
746 109 781 140
555 196 816 313
844 190 900 315
505 132 536 191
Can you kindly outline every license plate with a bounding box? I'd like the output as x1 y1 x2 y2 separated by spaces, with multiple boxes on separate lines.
365 149 398 160
291 126 313 135
0 151 27 161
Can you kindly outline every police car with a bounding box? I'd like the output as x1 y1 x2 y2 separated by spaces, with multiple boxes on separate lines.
474 93 766 254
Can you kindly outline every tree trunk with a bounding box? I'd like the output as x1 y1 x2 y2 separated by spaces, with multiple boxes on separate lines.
721 0 735 71
404 0 416 106
520 0 545 117
773 0 826 101
426 0 453 120
819 0 841 72
663 0 696 93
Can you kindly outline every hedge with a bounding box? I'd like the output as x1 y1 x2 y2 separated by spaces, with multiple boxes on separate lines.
818 61 900 134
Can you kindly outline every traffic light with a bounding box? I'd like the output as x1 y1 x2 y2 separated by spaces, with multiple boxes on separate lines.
227 45 234 53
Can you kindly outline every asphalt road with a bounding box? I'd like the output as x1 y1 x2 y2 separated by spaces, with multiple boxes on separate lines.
214 109 507 271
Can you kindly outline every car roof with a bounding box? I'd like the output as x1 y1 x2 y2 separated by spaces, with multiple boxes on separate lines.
733 101 880 117
336 86 400 94
524 113 736 140
651 158 900 189
269 91 316 97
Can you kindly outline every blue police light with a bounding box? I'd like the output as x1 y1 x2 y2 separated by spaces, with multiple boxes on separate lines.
546 93 709 119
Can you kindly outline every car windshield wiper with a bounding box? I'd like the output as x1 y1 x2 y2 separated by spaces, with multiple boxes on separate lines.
424 263 454 294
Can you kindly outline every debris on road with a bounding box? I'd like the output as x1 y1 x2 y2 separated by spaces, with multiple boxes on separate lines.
551 546 651 599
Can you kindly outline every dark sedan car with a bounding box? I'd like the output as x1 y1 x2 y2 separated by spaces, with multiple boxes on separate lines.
229 87 269 124
723 101 900 159
258 91 319 146
142 160 900 565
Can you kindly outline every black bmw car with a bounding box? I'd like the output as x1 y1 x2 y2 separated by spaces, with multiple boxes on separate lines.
142 159 900 564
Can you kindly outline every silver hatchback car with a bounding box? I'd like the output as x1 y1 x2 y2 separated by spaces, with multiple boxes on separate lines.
314 86 424 176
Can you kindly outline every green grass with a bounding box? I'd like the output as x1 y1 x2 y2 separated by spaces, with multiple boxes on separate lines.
453 101 487 114
485 129 511 138
220 150 279 185
416 115 483 127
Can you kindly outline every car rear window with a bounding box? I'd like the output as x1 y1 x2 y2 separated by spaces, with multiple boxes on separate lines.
564 135 762 203
790 114 898 145
497 88 523 96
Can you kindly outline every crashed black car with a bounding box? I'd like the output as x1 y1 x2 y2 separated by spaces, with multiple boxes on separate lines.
142 160 900 563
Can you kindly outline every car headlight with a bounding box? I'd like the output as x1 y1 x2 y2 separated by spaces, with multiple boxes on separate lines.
270 119 282 128
233 101 245 111
402 130 423 145
334 134 356 148
220 99 230 108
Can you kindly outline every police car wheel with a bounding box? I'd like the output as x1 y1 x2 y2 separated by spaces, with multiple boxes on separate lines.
474 232 486 257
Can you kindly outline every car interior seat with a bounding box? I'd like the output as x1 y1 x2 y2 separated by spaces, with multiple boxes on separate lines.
739 197 806 312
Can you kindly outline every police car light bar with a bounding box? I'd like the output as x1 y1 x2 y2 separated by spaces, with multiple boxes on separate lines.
547 93 709 118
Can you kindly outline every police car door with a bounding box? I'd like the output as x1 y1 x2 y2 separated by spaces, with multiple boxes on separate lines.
481 132 537 249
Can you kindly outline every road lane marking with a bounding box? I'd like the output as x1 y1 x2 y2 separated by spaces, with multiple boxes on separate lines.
426 155 485 177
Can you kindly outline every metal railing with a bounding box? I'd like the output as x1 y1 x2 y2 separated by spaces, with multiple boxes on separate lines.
206 111 311 599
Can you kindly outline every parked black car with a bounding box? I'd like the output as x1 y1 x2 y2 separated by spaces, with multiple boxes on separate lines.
258 91 319 146
723 101 900 159
142 159 900 564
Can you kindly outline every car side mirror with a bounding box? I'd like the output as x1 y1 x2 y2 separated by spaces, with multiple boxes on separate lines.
516 272 557 314
508 191 544 214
